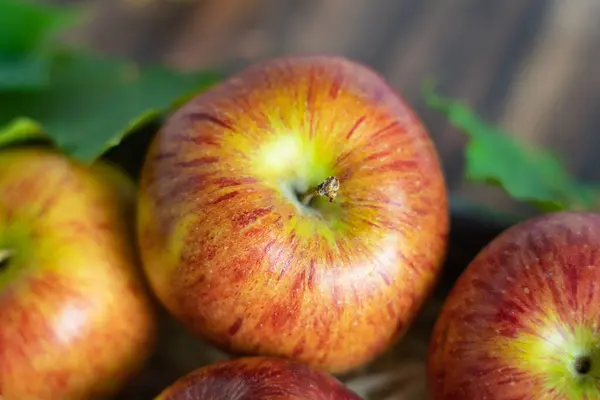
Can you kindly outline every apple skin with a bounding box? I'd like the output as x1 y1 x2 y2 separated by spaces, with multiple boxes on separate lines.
154 356 363 400
137 55 449 373
428 211 600 399
0 148 157 399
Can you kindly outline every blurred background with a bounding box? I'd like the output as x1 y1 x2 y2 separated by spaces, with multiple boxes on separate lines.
43 0 600 218
18 1 600 398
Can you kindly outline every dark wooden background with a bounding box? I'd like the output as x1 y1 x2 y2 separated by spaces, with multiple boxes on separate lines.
48 0 600 218
38 1 600 398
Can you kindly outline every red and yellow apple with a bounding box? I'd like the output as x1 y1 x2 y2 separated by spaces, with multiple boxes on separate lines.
154 356 363 399
428 211 600 399
137 55 449 373
0 147 157 399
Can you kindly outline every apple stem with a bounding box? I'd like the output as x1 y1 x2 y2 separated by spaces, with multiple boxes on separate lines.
299 176 341 206
0 249 13 268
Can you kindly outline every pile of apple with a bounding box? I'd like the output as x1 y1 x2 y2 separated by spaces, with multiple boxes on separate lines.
2 55 597 400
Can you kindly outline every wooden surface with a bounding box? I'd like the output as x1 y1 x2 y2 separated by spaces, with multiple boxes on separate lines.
51 0 600 217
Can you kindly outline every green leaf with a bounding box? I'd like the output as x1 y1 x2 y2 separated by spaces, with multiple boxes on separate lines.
0 117 54 149
0 50 221 162
0 0 79 90
422 81 600 212
0 56 50 89
0 0 78 55
99 65 221 157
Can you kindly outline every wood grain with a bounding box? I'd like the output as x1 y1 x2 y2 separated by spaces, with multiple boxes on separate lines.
54 0 599 217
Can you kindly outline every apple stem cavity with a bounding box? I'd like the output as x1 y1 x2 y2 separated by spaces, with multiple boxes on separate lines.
0 249 13 270
299 176 341 206
575 355 592 375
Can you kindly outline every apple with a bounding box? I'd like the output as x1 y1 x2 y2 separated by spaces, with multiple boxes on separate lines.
0 147 157 399
137 55 449 373
154 356 363 399
428 211 600 399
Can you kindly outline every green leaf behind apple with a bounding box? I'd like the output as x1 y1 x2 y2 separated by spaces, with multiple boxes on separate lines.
0 0 222 163
0 0 79 91
0 50 221 163
422 81 600 212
